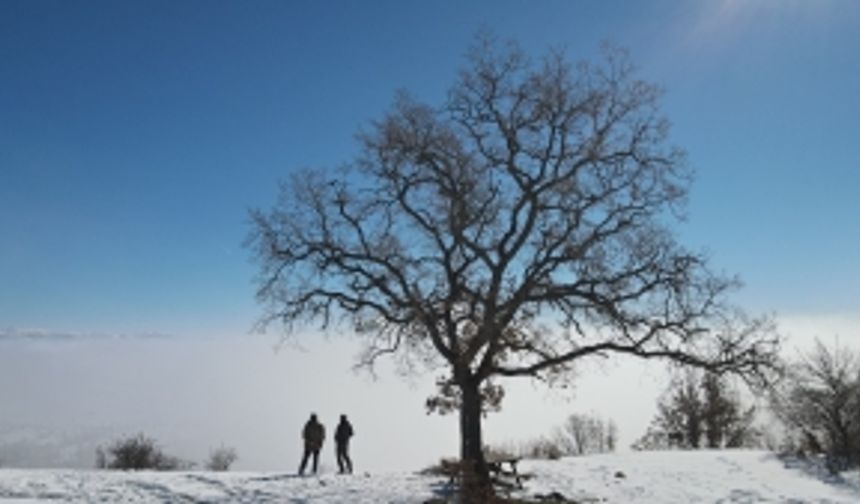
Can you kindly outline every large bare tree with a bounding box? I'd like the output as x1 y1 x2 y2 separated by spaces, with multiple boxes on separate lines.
248 39 779 496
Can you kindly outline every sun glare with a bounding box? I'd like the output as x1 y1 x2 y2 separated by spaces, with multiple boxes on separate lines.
685 0 831 49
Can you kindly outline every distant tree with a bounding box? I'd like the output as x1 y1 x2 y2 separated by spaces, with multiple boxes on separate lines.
248 35 779 499
725 406 759 448
555 413 616 456
206 446 238 471
771 339 860 472
606 419 619 452
666 372 704 448
701 371 758 448
557 414 591 456
631 424 666 451
635 370 758 450
95 446 107 469
701 371 730 448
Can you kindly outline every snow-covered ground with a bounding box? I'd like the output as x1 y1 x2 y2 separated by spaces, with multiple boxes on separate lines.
519 450 860 503
1 450 858 503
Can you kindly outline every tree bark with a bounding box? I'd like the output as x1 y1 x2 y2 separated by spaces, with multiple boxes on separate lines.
459 376 491 501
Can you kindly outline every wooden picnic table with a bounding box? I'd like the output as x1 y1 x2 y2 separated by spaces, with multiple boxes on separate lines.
436 457 524 490
487 457 523 488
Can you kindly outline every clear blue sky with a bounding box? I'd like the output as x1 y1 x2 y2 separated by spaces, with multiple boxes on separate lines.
2 0 859 339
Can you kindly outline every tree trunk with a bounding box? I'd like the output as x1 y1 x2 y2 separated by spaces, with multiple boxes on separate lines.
459 376 491 502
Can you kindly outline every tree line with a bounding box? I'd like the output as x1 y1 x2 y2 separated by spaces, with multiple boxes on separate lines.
634 370 758 450
632 339 860 473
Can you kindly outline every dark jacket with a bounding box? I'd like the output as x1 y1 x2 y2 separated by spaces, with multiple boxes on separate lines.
335 419 353 445
303 419 325 451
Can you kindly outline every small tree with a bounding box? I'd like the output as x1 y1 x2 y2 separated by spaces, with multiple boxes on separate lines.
555 413 615 456
248 35 780 499
641 371 703 449
206 446 239 471
636 370 758 450
771 339 860 472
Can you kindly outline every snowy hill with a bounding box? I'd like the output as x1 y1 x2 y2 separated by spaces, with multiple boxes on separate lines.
1 450 858 503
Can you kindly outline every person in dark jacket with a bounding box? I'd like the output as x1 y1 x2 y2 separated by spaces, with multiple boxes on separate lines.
299 413 325 475
334 414 354 474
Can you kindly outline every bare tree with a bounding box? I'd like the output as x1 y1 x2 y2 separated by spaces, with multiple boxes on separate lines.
772 339 860 472
248 36 779 498
555 413 614 456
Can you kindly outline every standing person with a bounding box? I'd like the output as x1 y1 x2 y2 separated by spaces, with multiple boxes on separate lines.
298 413 325 475
334 414 354 474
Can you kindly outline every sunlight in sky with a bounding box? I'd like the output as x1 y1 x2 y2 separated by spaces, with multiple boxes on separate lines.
683 0 831 51
700 0 757 35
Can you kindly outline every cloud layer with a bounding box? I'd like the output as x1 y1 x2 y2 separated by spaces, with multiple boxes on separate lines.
0 327 174 342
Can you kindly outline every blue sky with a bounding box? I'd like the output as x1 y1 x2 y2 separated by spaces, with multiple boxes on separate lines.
2 1 859 338
1 0 859 470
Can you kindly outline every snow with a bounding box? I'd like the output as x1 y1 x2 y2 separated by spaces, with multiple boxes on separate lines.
0 450 858 503
518 450 860 503
0 469 444 503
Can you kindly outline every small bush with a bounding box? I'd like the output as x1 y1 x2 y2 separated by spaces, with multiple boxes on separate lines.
206 446 238 471
523 437 564 460
107 433 158 470
97 433 191 471
418 457 461 477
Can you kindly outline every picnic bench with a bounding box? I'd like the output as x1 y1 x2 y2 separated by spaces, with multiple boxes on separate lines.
487 457 523 489
436 457 524 490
